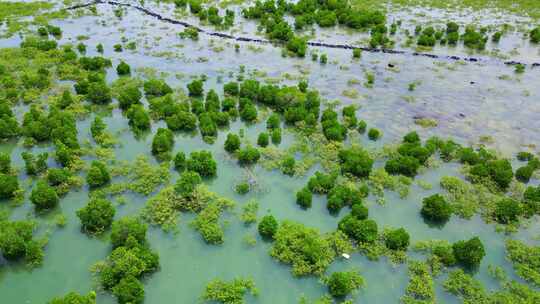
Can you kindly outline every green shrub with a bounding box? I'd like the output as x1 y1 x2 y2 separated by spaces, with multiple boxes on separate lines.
421 194 452 223
30 180 59 210
515 165 534 183
112 275 144 304
47 291 96 304
127 105 151 131
175 171 202 198
238 146 260 165
77 198 115 234
224 133 240 153
166 111 197 132
338 216 378 243
86 161 110 188
530 27 540 43
296 187 312 209
173 152 186 171
385 155 420 177
151 128 174 158
327 270 364 298
493 198 521 224
452 237 485 268
186 150 217 177
0 173 19 199
517 152 534 161
235 182 250 194
338 147 373 178
257 132 269 147
351 204 368 220
307 171 336 194
258 215 278 239
144 79 172 98
46 168 71 187
87 82 112 104
118 85 142 110
385 228 410 250
271 128 282 145
116 61 131 76
368 128 381 140
110 217 148 248
187 79 204 97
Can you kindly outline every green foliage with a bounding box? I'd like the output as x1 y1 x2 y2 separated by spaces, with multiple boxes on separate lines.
202 278 258 304
531 27 540 43
127 105 151 131
443 269 488 303
186 150 217 177
368 128 381 140
174 151 186 171
112 275 144 304
469 159 513 190
257 132 269 147
0 173 18 199
452 237 485 268
238 146 260 165
258 215 278 239
116 61 131 76
235 182 250 195
296 187 312 209
224 133 241 153
187 79 204 97
77 198 115 234
118 84 142 110
175 170 202 198
307 171 336 194
385 155 420 178
505 239 540 287
47 291 96 304
401 261 435 303
143 79 172 98
326 270 364 298
240 200 258 224
327 185 363 213
110 217 148 248
166 111 197 132
87 81 112 104
338 146 373 178
351 204 368 220
191 198 234 244
30 180 59 210
0 219 43 265
151 128 174 159
384 228 410 251
421 194 452 223
271 220 342 276
86 161 110 188
493 198 522 224
338 217 378 244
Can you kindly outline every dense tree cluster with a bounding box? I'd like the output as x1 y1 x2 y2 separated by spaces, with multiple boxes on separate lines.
185 150 217 177
421 194 452 223
238 146 261 165
326 270 364 298
258 214 279 239
30 180 59 210
151 128 175 159
86 160 111 188
77 198 116 234
0 219 43 265
385 132 433 177
98 217 159 304
47 291 96 304
338 146 373 178
452 237 485 268
0 100 20 139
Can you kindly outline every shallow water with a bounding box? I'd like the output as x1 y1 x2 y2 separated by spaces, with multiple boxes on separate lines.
0 1 539 303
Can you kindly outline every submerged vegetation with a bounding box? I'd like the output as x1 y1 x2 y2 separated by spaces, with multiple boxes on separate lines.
0 0 539 303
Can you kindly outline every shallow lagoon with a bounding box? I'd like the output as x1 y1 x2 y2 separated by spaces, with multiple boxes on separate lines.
0 1 539 303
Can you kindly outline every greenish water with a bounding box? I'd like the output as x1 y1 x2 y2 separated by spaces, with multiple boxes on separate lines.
0 1 539 303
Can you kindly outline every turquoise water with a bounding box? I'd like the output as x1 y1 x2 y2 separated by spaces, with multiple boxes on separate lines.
0 1 539 303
